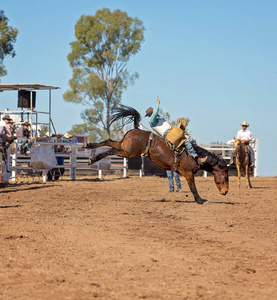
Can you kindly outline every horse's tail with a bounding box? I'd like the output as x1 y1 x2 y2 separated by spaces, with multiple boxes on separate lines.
110 105 141 129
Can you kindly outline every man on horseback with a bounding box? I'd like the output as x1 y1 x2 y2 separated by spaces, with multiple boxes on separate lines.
145 96 207 166
236 121 255 165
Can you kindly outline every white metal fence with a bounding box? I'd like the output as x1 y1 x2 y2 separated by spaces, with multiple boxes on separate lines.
0 138 258 183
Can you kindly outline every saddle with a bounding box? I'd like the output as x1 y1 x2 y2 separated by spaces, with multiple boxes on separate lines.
164 118 189 171
242 143 250 155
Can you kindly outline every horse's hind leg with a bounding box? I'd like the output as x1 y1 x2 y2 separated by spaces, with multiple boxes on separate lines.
85 139 122 150
86 142 99 149
89 148 118 165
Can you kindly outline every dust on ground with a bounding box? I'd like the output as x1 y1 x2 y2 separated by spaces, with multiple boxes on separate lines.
0 176 276 299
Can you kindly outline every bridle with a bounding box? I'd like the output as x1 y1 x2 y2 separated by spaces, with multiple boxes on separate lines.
233 140 239 155
233 139 247 158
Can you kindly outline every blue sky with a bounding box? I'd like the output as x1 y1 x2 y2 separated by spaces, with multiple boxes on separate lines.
1 0 276 176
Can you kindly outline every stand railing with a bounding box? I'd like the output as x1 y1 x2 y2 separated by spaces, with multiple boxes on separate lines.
4 140 127 182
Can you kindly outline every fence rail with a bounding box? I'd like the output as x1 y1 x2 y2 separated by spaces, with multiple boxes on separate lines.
0 140 127 183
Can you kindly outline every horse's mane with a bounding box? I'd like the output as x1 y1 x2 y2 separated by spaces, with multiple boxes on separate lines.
110 105 141 129
193 143 227 168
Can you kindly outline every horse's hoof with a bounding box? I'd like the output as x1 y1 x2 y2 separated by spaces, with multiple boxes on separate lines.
237 185 240 189
82 143 87 148
196 198 208 205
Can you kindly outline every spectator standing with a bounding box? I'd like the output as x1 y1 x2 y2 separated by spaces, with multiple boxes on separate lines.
6 120 16 152
166 170 182 192
0 115 15 150
0 114 12 133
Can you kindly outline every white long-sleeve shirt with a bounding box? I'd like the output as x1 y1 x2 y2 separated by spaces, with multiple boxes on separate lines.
237 129 252 141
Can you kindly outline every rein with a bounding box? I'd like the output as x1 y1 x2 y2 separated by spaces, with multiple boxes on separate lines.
234 142 245 157
234 141 249 165
139 122 152 132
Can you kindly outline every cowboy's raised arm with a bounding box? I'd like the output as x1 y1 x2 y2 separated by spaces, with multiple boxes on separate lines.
149 98 160 127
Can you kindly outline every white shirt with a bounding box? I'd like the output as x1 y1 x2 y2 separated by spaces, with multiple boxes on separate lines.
237 129 252 141
152 118 172 137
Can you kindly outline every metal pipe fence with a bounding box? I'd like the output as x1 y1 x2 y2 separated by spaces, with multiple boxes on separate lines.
0 139 258 183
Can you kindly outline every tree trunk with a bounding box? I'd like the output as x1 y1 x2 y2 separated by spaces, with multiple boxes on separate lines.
106 96 111 139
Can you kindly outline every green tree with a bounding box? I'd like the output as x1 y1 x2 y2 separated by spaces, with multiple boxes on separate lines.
63 8 145 141
0 10 18 77
39 125 48 136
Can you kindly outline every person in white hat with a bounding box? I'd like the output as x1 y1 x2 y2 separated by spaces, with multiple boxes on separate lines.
236 121 254 165
61 132 78 143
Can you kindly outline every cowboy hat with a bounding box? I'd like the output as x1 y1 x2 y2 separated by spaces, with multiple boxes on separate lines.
240 121 249 127
64 132 73 138
22 121 30 126
2 114 11 121
145 107 153 117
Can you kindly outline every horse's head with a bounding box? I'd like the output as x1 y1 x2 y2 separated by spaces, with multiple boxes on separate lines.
194 145 229 195
233 137 241 154
203 153 229 195
212 163 229 195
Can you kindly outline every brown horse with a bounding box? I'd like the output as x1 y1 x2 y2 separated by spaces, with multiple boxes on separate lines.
84 106 229 204
233 137 252 189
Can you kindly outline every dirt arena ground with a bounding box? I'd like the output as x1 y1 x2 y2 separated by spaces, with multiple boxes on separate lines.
0 175 276 300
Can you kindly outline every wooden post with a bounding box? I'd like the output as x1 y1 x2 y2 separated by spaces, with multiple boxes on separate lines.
70 144 77 180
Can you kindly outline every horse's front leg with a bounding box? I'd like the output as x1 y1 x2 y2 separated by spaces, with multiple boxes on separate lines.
236 162 241 188
184 172 207 204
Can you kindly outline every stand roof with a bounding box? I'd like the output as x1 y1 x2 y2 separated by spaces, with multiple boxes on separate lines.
0 83 60 91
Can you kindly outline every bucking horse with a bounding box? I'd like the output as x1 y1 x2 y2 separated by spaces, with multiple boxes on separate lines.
83 106 229 204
